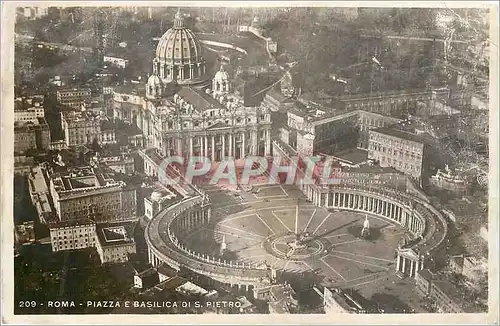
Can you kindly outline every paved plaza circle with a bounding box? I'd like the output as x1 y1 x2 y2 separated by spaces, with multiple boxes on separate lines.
182 185 404 290
264 233 329 260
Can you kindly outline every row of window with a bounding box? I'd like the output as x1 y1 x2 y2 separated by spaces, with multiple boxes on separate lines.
55 238 93 245
53 233 92 240
380 156 421 172
361 117 389 128
369 135 421 151
370 144 422 161
57 92 91 97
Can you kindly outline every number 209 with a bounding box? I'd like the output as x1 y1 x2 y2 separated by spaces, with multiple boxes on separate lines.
19 301 37 308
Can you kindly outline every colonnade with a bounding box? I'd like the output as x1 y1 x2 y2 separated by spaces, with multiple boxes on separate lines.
318 191 426 236
395 251 424 278
170 206 211 236
301 184 431 279
164 128 271 160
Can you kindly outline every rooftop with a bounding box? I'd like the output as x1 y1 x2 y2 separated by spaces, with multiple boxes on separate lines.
177 86 221 111
48 218 95 229
14 117 49 129
57 87 92 94
331 148 369 165
29 166 50 193
114 83 146 96
49 166 122 194
96 222 135 247
156 263 177 279
61 110 105 123
370 126 424 144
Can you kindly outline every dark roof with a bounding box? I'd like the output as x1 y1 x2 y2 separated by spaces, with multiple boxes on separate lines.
207 121 230 130
342 164 401 174
137 267 158 278
266 88 287 103
177 86 220 111
332 149 369 165
48 218 95 229
114 83 146 96
243 81 267 107
156 263 177 278
96 222 135 247
157 276 187 290
100 120 115 131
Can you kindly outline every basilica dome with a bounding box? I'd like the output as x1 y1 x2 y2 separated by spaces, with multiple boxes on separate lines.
152 10 206 84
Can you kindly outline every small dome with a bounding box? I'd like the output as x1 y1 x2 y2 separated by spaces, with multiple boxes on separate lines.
214 65 229 82
147 74 162 86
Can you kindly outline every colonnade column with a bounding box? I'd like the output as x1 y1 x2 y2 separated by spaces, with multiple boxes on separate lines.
228 133 233 157
211 135 215 160
189 136 193 158
265 129 271 156
242 132 246 158
222 134 226 159
204 136 208 158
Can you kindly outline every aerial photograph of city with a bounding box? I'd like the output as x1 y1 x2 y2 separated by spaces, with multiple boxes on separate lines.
6 3 494 318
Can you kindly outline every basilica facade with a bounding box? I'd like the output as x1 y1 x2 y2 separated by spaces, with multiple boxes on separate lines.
112 10 272 160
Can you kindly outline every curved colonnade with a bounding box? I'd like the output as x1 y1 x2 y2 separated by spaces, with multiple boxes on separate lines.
146 184 448 289
301 183 448 278
145 195 275 289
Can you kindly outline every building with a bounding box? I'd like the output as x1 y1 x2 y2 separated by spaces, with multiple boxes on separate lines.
48 166 137 223
14 155 35 175
15 103 45 123
98 153 135 175
61 111 116 147
254 283 298 314
282 100 401 156
323 287 374 314
449 255 487 284
95 223 136 263
28 165 56 224
14 123 36 153
415 269 472 313
113 11 272 158
134 267 160 289
104 55 130 69
49 219 96 252
357 110 401 149
339 87 451 117
56 88 92 109
236 296 256 313
49 140 68 151
156 263 178 282
261 88 296 112
430 165 471 194
144 184 180 220
14 118 51 154
15 221 36 244
20 6 48 19
368 127 426 184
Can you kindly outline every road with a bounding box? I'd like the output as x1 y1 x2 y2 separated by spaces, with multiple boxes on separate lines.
15 33 93 53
